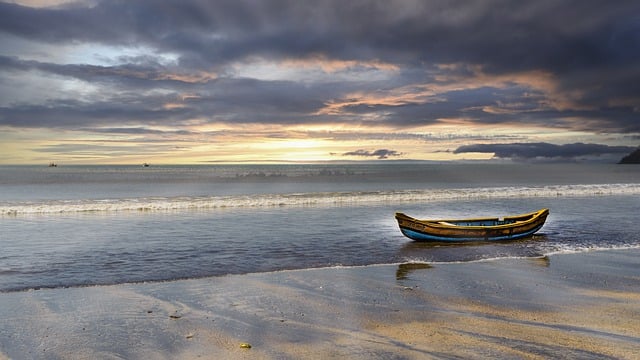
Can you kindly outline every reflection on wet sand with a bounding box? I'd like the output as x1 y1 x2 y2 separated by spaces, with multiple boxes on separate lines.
396 262 433 280
0 249 639 359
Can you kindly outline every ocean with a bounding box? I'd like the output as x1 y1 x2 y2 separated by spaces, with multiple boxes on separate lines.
1 163 639 293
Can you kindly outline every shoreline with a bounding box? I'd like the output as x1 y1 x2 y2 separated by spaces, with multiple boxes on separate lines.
1 249 639 359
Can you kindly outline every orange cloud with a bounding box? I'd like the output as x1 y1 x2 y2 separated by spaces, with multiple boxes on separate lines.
437 63 592 112
282 54 399 73
317 63 593 119
316 84 442 116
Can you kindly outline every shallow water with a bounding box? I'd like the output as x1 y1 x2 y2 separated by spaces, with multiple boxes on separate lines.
1 163 639 292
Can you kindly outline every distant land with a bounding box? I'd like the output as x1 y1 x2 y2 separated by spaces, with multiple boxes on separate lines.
619 148 640 164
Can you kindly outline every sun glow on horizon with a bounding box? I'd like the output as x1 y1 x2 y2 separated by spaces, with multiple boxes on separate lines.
2 120 630 165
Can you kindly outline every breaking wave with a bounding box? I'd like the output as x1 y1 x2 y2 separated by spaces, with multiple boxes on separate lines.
2 183 639 215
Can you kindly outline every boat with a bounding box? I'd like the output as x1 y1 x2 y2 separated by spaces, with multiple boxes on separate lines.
395 208 549 242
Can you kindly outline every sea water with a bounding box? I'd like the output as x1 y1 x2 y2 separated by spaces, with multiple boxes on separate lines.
1 163 639 292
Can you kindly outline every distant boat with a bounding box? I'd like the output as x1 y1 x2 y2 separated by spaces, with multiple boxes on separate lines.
48 162 57 167
395 208 549 242
142 163 150 167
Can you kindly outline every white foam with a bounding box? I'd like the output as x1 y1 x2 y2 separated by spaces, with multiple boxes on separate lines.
540 243 640 256
2 183 640 215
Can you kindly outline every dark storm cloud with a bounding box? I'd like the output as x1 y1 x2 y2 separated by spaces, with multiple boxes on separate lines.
2 1 637 69
0 55 214 88
454 142 635 160
0 99 190 128
0 74 335 128
0 0 639 134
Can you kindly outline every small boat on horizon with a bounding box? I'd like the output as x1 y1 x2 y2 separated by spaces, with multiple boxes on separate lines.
395 208 549 242
48 162 57 167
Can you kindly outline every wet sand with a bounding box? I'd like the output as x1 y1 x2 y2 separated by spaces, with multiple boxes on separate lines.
1 249 639 359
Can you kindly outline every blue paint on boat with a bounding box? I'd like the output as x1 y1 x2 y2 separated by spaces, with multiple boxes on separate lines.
399 224 544 242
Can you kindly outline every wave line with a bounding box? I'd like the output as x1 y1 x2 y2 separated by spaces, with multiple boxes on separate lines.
2 183 639 215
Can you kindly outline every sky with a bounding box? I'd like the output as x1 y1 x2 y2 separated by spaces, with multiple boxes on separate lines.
1 0 639 164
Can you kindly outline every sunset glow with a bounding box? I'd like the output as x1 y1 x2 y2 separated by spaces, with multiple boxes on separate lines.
1 1 638 164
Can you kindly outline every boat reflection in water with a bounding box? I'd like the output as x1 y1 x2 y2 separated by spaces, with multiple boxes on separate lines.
396 263 433 280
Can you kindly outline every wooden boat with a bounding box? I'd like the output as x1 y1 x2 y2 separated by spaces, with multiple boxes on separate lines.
395 208 549 242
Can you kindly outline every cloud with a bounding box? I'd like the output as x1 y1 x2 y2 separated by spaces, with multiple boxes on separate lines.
341 149 402 159
453 142 636 161
0 55 216 89
1 0 639 163
33 142 181 159
85 127 195 136
2 1 638 69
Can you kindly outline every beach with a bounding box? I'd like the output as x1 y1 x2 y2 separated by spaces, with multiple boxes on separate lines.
1 248 639 359
2 164 640 359
3 0 640 357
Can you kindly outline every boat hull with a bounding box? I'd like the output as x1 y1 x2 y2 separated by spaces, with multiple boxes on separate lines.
395 209 549 243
